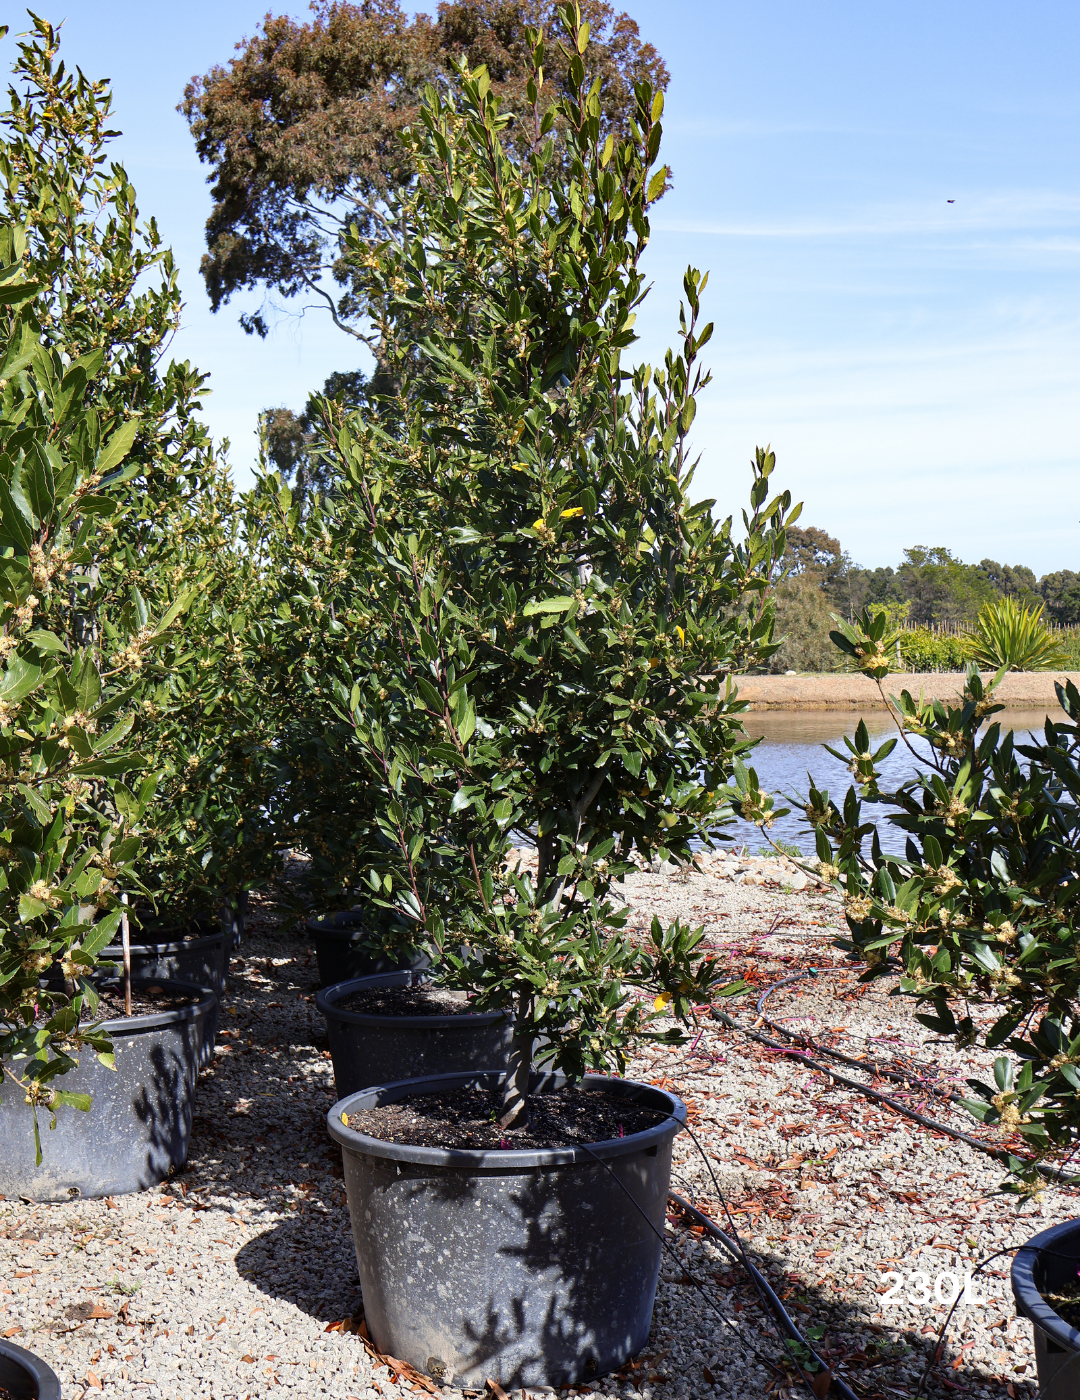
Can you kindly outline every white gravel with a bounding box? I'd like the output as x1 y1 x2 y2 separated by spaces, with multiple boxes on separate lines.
1 861 1073 1400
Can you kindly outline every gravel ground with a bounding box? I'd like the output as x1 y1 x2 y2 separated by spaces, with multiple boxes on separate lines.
2 856 1075 1400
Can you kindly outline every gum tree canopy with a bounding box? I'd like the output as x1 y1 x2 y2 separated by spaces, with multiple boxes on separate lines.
181 0 668 345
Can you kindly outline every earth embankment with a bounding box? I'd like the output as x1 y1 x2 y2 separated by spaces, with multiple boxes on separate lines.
734 670 1080 710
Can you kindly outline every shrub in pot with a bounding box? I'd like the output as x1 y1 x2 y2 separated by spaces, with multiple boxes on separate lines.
0 19 219 1179
743 609 1080 1199
304 9 794 1384
2 18 282 964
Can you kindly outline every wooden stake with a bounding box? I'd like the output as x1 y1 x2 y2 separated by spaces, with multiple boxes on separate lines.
121 893 131 1018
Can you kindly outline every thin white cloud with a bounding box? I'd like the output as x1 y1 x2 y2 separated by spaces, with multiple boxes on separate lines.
654 191 1080 241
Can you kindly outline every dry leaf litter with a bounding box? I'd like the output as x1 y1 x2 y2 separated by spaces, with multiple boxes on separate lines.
1 850 1074 1400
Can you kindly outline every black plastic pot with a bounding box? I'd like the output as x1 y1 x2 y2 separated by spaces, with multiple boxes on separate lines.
1012 1216 1080 1399
316 972 512 1097
327 1069 685 1390
0 1338 61 1399
96 928 224 1067
305 911 430 988
97 928 225 996
0 977 216 1202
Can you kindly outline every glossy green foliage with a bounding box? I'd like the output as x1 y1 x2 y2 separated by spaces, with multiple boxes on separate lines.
829 606 900 680
748 660 1080 1197
293 8 793 1086
0 242 158 1133
0 19 282 1145
1 18 282 927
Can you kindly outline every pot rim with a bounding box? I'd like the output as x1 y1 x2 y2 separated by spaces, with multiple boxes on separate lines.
317 972 507 1031
305 909 428 948
85 976 217 1034
327 1069 686 1169
1011 1215 1080 1353
0 1336 62 1400
306 911 367 940
98 929 224 958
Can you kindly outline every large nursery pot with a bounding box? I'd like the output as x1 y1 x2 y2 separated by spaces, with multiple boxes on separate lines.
327 1069 685 1390
0 977 216 1202
0 1338 61 1400
305 910 430 988
96 921 224 1067
97 923 226 994
1012 1217 1080 1399
316 971 512 1096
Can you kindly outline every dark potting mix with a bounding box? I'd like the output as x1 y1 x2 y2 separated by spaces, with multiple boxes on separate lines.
1041 1282 1080 1330
335 984 478 1017
344 1084 667 1150
83 984 200 1020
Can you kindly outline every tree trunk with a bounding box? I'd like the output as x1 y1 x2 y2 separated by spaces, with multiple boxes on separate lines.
499 993 533 1130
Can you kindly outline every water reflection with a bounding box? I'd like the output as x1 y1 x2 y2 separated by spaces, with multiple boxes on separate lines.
722 708 1052 856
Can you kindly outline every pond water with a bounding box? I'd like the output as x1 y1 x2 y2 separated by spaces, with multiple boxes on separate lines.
721 707 1055 856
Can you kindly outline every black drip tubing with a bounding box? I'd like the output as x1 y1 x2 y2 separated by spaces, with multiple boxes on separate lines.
667 1190 862 1400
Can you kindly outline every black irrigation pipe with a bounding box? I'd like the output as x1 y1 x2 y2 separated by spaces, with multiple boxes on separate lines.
578 1101 859 1400
708 1000 1079 1184
756 972 970 1108
734 974 1080 1192
574 1133 820 1395
667 1190 862 1400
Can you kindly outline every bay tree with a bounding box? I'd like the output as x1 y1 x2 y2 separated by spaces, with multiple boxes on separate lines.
745 608 1080 1197
0 81 173 1148
182 0 669 499
298 7 796 1125
2 16 281 927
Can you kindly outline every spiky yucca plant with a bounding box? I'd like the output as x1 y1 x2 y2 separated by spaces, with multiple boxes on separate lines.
967 597 1069 673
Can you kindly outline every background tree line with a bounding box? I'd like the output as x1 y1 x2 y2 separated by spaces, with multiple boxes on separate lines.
766 526 1080 673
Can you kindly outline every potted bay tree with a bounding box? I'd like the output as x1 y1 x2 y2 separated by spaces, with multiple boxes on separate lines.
305 9 795 1387
0 18 219 1199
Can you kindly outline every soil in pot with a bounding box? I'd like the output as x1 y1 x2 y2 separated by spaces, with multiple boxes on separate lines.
334 985 473 1017
1042 1284 1080 1330
85 983 200 1018
344 1083 666 1149
329 1070 684 1390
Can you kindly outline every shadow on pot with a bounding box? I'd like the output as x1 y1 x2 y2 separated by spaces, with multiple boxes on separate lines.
0 978 214 1200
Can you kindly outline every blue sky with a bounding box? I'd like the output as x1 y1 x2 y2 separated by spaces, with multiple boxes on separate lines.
35 1 1080 572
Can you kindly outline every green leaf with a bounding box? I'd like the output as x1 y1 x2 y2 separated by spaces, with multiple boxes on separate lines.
0 473 34 550
646 167 667 203
18 892 48 921
94 420 139 477
24 629 67 653
74 654 101 711
0 653 42 702
0 279 41 307
522 596 574 617
51 1089 92 1112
